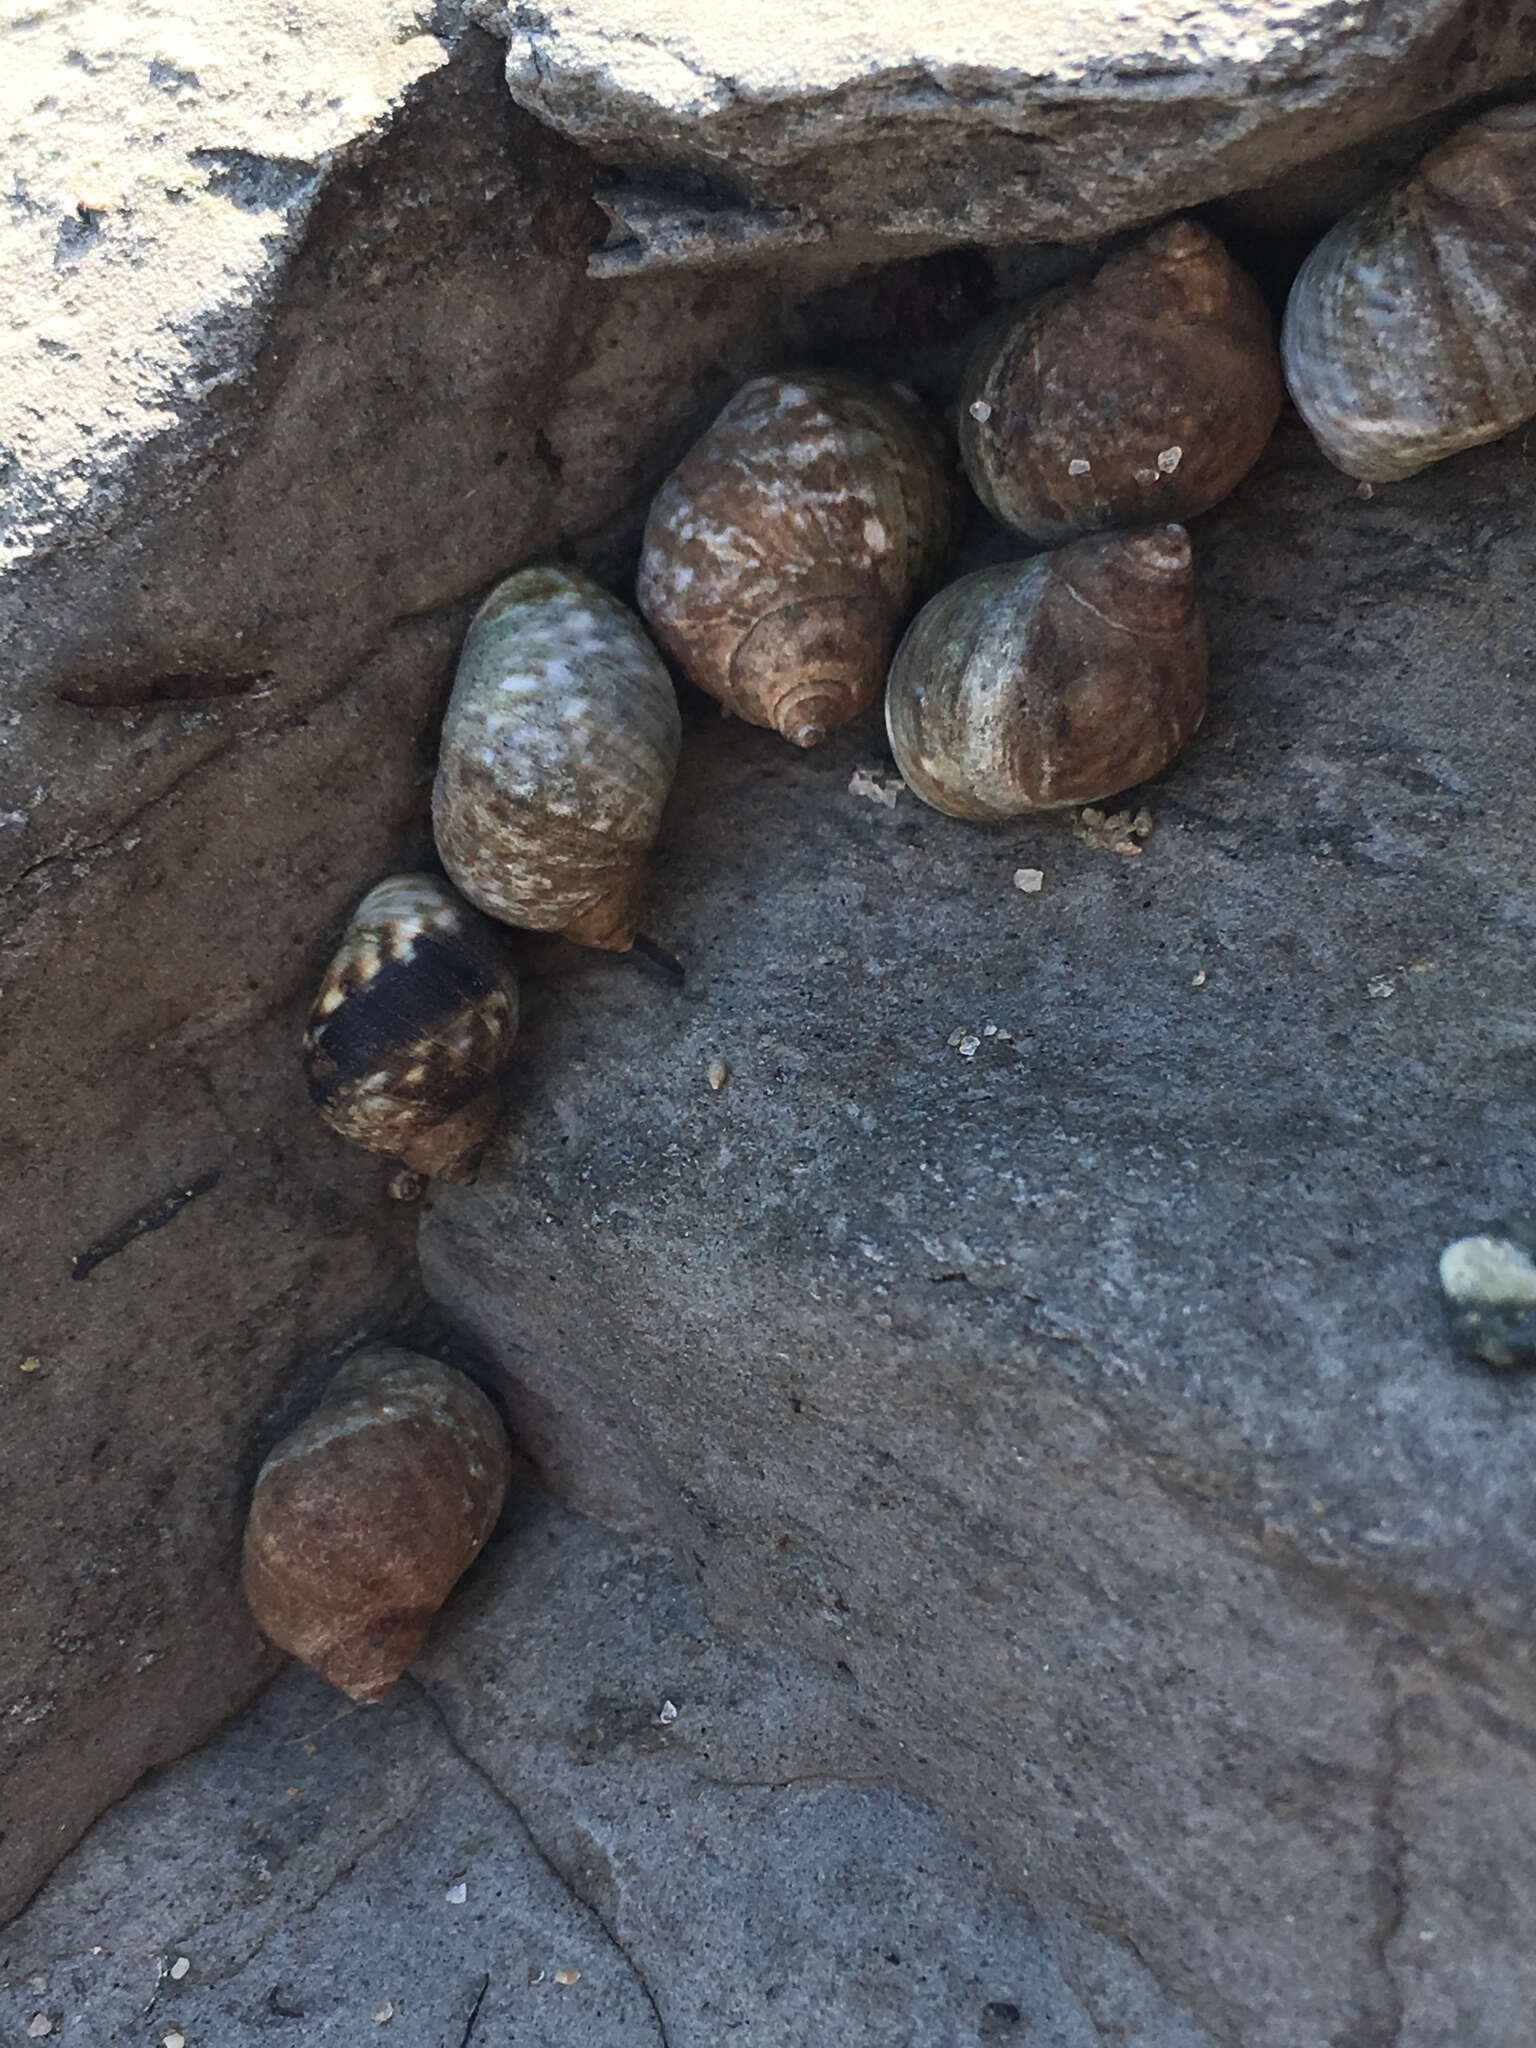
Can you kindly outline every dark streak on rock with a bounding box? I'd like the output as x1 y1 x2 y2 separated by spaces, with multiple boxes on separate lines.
71 1167 222 1280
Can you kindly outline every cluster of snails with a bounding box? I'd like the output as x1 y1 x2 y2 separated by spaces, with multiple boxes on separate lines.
252 100 1536 1706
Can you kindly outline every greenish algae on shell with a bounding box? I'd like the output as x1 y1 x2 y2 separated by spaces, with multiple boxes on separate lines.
885 526 1207 821
1282 102 1536 483
433 567 681 951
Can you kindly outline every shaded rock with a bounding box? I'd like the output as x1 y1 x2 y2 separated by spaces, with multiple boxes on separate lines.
0 1497 1216 2047
420 417 1536 2045
0 25 825 1923
489 0 1536 257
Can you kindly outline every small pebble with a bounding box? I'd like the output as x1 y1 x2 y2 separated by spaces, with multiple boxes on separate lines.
848 766 902 808
169 1957 190 1981
18 1355 41 1372
373 2000 395 2024
1012 868 1044 894
1067 457 1091 476
529 1968 547 1986
554 1968 581 1987
1157 444 1182 473
1191 968 1207 988
969 399 993 423
982 1023 998 1037
26 1978 47 1997
162 2034 186 2048
656 1698 679 1725
956 1035 981 1061
26 2018 52 2041
1440 1232 1536 1368
706 1059 729 1093
1366 975 1396 999
445 1880 468 1905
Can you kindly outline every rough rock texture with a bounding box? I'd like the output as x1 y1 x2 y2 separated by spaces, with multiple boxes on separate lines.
0 24 832 1925
0 1496 1216 2047
422 417 1536 2046
488 0 1536 258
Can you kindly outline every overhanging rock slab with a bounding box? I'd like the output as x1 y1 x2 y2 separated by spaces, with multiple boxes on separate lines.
422 417 1536 2046
486 0 1536 250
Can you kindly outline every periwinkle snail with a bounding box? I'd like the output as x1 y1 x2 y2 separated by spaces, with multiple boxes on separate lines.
885 526 1208 820
303 873 519 1184
434 566 682 951
959 220 1283 544
1282 102 1536 483
243 1346 511 1702
638 373 960 749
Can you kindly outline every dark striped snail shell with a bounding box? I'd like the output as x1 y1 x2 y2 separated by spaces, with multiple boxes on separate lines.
637 373 961 748
885 526 1208 820
303 873 518 1184
434 567 681 951
959 220 1282 544
242 1346 511 1702
1282 102 1536 483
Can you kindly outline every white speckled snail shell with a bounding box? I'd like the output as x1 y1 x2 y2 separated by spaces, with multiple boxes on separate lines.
958 220 1282 545
242 1345 511 1703
433 567 682 952
303 873 519 1184
637 373 961 749
885 526 1208 820
1282 102 1536 483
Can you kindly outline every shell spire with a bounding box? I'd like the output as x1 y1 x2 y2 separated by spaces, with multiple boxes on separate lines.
959 220 1282 544
885 526 1208 821
1281 102 1536 483
637 374 961 747
433 567 682 951
242 1347 511 1703
303 873 519 1183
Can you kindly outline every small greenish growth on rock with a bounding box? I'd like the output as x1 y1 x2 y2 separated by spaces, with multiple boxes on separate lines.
1439 1231 1536 1368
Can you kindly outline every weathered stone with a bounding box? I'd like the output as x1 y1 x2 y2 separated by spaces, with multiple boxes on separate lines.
486 0 1536 259
421 418 1536 2044
0 1496 1218 2047
0 24 823 1924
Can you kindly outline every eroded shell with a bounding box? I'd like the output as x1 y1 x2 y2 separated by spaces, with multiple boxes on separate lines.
959 220 1283 544
303 873 519 1184
637 374 961 748
1281 102 1536 483
885 526 1208 820
242 1346 511 1702
434 567 682 951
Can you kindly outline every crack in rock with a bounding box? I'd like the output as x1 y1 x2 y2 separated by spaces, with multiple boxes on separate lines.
405 1675 674 2048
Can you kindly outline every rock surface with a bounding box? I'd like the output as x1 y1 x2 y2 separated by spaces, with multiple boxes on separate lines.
0 23 820 1925
489 0 1536 256
422 417 1536 2046
0 1496 1216 2048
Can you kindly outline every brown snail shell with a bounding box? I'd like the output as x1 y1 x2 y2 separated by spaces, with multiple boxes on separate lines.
243 1346 510 1702
637 373 961 749
303 873 519 1184
433 567 682 951
959 220 1283 545
1281 103 1536 483
884 526 1208 820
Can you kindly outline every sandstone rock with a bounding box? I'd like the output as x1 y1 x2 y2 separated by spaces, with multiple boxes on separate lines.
421 418 1536 2044
488 0 1536 259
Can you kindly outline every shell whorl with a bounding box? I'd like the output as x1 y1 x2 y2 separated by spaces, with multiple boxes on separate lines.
433 567 682 951
303 873 519 1183
242 1346 511 1703
885 526 1208 821
1281 103 1536 483
637 374 960 746
958 220 1282 544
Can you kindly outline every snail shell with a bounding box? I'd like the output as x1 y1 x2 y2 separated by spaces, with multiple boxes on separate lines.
959 220 1283 544
637 374 961 749
1281 103 1536 483
433 567 682 951
303 873 519 1184
885 526 1208 820
242 1346 511 1702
